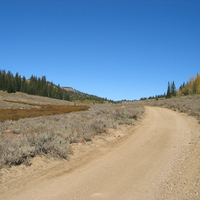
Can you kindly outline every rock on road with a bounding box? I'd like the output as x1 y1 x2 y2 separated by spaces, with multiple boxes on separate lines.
1 106 200 200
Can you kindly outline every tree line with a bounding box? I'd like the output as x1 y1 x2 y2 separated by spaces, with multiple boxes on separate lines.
166 81 176 98
140 73 200 101
0 70 70 101
177 74 200 96
166 74 200 98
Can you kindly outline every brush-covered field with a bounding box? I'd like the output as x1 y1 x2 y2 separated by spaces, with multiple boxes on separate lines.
142 94 200 122
1 90 199 169
0 91 144 168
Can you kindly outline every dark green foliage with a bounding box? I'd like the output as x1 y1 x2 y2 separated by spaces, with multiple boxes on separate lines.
166 81 177 98
14 72 21 92
0 70 7 91
0 70 70 101
21 76 27 92
171 81 176 96
140 97 147 100
6 71 15 93
166 81 171 98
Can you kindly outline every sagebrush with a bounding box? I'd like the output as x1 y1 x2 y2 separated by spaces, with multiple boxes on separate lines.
0 99 144 168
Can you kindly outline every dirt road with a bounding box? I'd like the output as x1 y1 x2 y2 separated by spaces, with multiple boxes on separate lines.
1 106 200 200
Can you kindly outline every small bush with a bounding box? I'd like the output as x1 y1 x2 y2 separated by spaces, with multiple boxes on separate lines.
0 132 72 168
26 132 71 159
88 119 109 135
3 139 35 167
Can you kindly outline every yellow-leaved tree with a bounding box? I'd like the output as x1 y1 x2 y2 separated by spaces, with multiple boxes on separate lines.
194 74 200 94
177 74 200 95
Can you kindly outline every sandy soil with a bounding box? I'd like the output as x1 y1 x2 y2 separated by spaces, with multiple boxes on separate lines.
0 106 200 200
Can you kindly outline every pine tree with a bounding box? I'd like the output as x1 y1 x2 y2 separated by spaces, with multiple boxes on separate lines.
0 70 7 91
0 70 3 90
20 76 26 92
6 71 15 93
0 70 71 101
63 91 70 100
56 84 63 99
28 75 37 95
14 72 21 92
166 81 171 98
171 81 176 96
40 76 48 96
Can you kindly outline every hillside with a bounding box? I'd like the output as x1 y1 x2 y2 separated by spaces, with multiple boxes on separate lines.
63 87 110 103
0 70 112 103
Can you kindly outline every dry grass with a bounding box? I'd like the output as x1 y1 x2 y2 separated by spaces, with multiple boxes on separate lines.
1 91 199 169
143 94 200 122
0 91 74 107
0 92 145 168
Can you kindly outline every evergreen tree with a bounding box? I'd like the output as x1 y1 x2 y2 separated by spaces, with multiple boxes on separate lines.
0 70 7 91
63 90 70 100
166 81 171 98
171 81 176 96
56 84 63 99
14 72 21 92
28 75 37 95
20 76 26 92
6 71 15 93
37 77 42 95
0 70 71 101
0 70 3 90
50 86 57 98
40 76 48 96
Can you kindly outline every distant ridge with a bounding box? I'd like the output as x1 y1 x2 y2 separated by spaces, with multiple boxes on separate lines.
0 69 113 103
62 87 111 103
63 87 78 92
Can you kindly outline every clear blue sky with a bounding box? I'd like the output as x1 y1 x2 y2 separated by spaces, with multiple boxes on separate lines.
0 0 199 101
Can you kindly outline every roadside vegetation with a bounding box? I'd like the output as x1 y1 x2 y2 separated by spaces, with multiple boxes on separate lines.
140 74 200 100
0 92 144 169
143 94 200 123
141 74 200 122
138 74 200 123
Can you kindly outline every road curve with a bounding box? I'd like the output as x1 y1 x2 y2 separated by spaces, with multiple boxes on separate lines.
1 106 200 200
